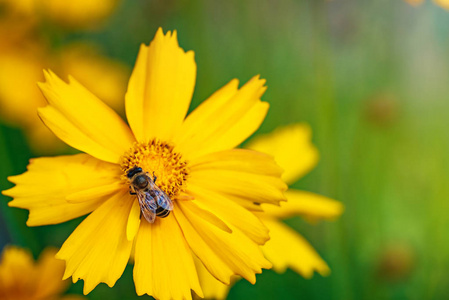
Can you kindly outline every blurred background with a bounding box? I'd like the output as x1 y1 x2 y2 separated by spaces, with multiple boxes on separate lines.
1 0 449 299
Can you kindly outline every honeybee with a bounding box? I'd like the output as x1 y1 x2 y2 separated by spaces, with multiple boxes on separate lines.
127 166 174 223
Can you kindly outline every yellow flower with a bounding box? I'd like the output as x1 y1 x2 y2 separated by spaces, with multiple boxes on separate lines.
0 44 129 153
403 0 449 9
38 0 120 28
2 28 287 299
0 246 82 300
434 0 449 9
0 0 36 16
196 124 344 299
0 0 119 28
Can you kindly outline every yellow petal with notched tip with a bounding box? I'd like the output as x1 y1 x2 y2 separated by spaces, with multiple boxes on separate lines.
261 218 330 278
57 190 134 294
3 154 122 226
38 70 135 163
174 76 268 160
125 28 196 142
175 201 272 285
262 189 344 221
133 215 203 300
246 123 319 185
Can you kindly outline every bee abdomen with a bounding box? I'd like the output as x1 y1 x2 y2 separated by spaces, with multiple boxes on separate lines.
156 206 170 218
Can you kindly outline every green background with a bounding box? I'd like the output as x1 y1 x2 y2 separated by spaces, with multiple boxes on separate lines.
2 0 449 299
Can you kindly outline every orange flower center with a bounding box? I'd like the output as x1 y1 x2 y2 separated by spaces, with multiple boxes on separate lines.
119 139 188 198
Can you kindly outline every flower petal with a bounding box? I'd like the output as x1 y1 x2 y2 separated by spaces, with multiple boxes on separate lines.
194 256 231 300
246 124 319 184
174 76 268 160
66 182 123 203
126 199 141 241
57 190 134 294
38 70 135 163
133 215 203 300
58 43 129 115
188 150 287 207
261 218 330 278
190 148 283 176
262 190 344 221
125 28 196 142
187 184 269 245
188 170 285 206
183 200 232 233
0 247 35 296
3 154 122 226
174 201 272 285
34 248 68 299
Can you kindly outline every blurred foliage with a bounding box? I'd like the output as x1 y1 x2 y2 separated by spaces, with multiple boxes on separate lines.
2 0 449 299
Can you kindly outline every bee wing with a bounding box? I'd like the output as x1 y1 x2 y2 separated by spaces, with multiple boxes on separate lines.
136 190 157 223
141 207 156 223
153 187 174 211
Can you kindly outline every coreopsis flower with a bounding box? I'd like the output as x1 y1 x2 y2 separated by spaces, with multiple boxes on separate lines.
0 44 129 153
403 0 449 9
38 0 120 28
0 246 82 300
433 0 449 9
0 0 119 29
196 124 344 299
0 0 36 17
2 28 287 299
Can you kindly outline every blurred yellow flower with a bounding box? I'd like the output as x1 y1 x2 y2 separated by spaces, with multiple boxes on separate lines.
0 9 38 49
2 28 287 299
0 0 119 28
404 0 449 9
0 0 36 16
0 246 82 300
0 44 129 153
433 0 449 8
196 124 344 299
38 0 119 28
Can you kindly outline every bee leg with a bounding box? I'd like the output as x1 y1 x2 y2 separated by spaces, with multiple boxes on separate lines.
152 171 157 183
129 186 136 195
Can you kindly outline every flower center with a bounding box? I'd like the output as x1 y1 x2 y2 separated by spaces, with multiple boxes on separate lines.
120 139 188 198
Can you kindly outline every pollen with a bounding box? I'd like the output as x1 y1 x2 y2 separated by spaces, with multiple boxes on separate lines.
120 139 188 198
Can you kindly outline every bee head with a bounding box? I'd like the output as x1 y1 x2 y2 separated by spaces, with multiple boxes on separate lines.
127 166 142 179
